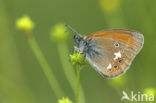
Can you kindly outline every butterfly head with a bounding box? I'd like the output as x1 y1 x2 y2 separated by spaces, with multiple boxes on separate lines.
65 24 83 45
74 34 83 45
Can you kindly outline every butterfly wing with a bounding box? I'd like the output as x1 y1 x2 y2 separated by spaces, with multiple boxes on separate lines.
85 29 144 78
86 37 133 78
86 29 144 56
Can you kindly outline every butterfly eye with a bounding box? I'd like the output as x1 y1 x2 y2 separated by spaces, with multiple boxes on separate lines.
114 42 119 47
114 65 118 69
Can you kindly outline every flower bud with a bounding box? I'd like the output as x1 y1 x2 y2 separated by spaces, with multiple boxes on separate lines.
50 23 68 43
58 97 72 103
70 53 86 66
16 15 34 32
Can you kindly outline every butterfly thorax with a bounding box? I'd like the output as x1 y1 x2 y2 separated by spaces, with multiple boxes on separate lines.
74 34 91 56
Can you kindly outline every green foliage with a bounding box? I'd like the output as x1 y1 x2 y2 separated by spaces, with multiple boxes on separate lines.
108 74 126 88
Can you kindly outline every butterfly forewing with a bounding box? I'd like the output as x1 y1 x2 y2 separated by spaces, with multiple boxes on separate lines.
86 29 144 56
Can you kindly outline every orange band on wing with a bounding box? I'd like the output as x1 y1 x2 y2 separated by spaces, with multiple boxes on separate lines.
102 54 131 76
87 32 133 49
87 31 143 56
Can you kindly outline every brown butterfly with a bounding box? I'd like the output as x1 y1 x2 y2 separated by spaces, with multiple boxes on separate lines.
66 25 144 78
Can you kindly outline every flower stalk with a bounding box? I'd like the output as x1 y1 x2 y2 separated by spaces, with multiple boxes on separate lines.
16 16 64 98
27 35 64 98
76 64 80 103
51 23 86 103
70 52 86 103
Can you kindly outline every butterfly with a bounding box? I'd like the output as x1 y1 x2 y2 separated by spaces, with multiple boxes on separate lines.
66 25 144 78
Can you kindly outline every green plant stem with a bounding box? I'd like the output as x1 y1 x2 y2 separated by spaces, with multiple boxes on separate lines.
76 64 80 103
57 43 85 103
0 2 35 103
27 35 64 98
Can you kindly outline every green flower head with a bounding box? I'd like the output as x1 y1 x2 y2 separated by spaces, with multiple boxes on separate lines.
50 23 69 43
144 88 156 97
16 15 34 32
58 97 72 103
70 52 86 66
99 0 120 13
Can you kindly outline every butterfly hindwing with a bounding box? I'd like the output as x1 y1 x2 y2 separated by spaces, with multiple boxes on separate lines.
85 37 133 78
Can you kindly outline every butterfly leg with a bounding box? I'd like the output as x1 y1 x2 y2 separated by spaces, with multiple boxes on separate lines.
74 46 86 57
74 46 80 53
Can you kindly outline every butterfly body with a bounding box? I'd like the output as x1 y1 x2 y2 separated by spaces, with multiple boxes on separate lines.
72 28 144 78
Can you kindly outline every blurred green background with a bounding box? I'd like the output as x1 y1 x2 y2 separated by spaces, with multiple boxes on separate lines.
0 0 156 103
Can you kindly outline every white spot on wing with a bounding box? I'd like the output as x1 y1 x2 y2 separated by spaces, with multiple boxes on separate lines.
107 64 112 70
114 51 121 60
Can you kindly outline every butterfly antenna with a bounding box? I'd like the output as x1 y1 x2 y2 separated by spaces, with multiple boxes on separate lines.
65 24 80 35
